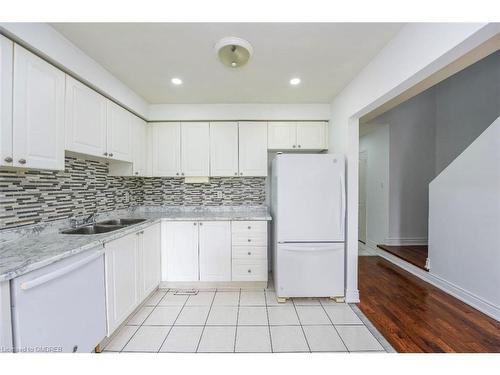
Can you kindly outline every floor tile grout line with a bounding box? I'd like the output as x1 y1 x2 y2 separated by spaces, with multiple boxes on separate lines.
232 288 242 352
263 287 274 353
155 289 190 353
118 289 168 353
318 300 350 353
291 298 312 353
195 290 217 353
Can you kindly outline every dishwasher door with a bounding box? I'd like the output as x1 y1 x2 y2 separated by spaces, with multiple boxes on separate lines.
11 248 106 353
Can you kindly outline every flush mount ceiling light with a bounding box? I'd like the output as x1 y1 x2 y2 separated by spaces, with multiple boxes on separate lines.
171 77 183 85
290 77 301 85
214 37 253 68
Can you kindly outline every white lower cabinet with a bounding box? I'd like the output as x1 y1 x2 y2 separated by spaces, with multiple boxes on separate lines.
163 221 199 281
199 221 231 281
104 223 161 336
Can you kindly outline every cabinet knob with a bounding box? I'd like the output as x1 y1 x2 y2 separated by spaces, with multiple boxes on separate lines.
135 172 139 175
292 145 296 148
181 172 185 176
234 172 237 176
193 222 197 226
240 172 243 176
247 269 252 273
176 173 179 176
103 152 108 156
4 156 12 163
18 158 26 164
298 145 301 148
247 239 251 242
247 226 251 229
199 222 203 226
247 251 251 256
109 153 114 157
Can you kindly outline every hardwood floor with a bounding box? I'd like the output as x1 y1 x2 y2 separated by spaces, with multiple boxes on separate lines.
358 256 500 353
377 244 428 270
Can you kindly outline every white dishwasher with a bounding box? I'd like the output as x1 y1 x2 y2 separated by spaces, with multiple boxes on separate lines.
11 248 106 353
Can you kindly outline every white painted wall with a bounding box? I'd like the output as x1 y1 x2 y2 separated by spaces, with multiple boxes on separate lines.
328 23 498 302
0 23 149 118
359 125 389 248
149 103 331 121
428 116 500 320
435 51 500 174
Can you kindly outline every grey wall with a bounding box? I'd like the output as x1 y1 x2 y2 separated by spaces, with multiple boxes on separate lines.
361 50 500 244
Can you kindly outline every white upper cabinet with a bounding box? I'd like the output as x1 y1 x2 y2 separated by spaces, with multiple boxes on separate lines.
268 121 328 150
238 121 268 176
131 116 147 176
268 122 296 149
12 44 65 170
151 122 181 177
0 35 13 168
65 75 107 158
199 221 232 281
106 101 132 162
210 122 238 177
181 122 209 176
296 122 327 149
163 221 199 281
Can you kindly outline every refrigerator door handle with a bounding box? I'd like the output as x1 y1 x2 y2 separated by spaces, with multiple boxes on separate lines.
340 173 346 236
281 245 339 252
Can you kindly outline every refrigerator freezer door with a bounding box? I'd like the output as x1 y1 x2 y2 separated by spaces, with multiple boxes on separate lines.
276 154 345 242
275 242 345 298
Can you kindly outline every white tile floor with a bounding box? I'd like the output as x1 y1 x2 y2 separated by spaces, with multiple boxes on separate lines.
103 281 389 353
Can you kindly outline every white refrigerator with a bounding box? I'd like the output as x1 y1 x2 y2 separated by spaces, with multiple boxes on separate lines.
271 154 346 299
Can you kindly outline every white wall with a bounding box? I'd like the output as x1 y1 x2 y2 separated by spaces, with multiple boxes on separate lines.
428 116 500 320
0 23 149 118
359 125 389 248
328 23 498 302
435 51 500 174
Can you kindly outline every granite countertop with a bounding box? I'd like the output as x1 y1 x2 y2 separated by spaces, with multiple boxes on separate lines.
0 206 271 282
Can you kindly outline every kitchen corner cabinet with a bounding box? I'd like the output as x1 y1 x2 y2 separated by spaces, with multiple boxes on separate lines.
238 122 268 176
65 76 107 157
0 35 13 168
104 223 161 335
106 101 132 162
210 122 238 177
131 116 148 176
151 122 181 177
181 122 210 176
9 44 65 170
268 121 327 150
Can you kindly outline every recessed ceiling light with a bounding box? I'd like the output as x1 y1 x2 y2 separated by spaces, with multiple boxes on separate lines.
171 78 183 85
290 78 301 85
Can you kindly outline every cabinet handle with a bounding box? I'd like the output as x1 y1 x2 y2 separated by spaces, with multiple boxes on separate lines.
18 158 26 164
4 156 12 163
176 173 179 176
240 172 243 176
298 145 301 148
247 226 251 229
247 239 251 242
181 172 185 176
109 153 114 157
247 251 251 256
135 172 139 175
193 222 197 226
199 222 203 226
103 152 108 156
292 145 296 148
247 269 252 273
234 172 237 176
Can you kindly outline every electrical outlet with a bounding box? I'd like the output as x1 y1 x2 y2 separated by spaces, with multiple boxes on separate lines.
216 191 223 199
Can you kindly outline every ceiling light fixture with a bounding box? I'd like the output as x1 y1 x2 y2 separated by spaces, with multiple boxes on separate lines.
290 78 301 85
215 37 253 68
171 77 183 85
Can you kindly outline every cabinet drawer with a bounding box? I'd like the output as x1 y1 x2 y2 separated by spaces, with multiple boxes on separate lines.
232 221 267 234
231 233 267 246
232 260 268 281
232 246 267 260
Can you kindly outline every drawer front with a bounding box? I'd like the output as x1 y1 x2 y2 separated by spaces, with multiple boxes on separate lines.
232 260 267 281
232 221 267 234
232 246 267 260
232 233 267 246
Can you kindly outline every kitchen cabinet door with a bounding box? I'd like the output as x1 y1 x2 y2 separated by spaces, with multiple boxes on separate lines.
0 35 13 168
106 100 132 162
151 122 181 177
132 116 147 176
139 223 161 299
210 122 238 177
199 221 231 281
164 221 199 281
238 122 268 176
12 44 65 170
181 122 209 176
296 122 327 150
65 75 107 158
104 234 139 335
268 122 296 150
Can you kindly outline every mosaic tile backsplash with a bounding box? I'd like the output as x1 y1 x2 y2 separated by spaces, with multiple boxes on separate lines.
0 156 266 229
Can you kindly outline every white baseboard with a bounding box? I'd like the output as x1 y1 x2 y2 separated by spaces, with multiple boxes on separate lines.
383 237 428 246
376 248 500 322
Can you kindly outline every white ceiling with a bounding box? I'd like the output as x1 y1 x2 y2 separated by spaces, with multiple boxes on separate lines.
51 23 403 104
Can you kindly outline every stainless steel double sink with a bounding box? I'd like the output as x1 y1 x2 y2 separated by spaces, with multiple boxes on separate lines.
61 218 146 235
